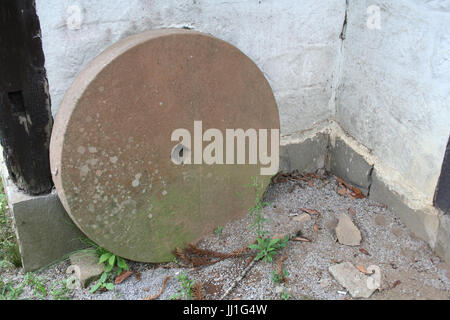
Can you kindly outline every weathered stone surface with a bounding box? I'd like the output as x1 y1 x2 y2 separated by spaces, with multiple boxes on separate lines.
335 213 362 246
280 133 328 174
1 148 87 271
436 214 450 265
50 29 279 263
11 192 87 272
369 170 440 248
329 262 376 298
327 137 373 195
67 251 105 288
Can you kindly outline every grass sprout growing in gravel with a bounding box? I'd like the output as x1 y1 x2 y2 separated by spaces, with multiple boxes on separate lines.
0 279 24 300
246 176 288 262
90 248 129 293
249 236 289 262
280 290 291 300
0 181 21 268
50 280 73 300
24 272 47 298
271 269 289 284
78 239 129 294
170 271 194 300
246 176 270 238
214 225 223 238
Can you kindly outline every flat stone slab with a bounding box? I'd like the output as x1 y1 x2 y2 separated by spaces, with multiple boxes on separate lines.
329 262 376 298
335 213 362 246
50 29 279 262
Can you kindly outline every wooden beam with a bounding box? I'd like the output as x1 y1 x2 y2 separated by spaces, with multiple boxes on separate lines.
0 0 53 195
435 137 450 214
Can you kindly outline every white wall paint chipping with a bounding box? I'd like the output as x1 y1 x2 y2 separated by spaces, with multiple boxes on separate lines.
35 0 347 136
337 0 450 204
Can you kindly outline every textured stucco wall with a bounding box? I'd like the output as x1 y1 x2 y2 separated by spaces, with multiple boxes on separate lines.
36 0 449 204
337 0 450 205
35 0 347 136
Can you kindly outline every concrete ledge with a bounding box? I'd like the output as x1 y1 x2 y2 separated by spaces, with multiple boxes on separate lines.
436 214 450 263
368 169 440 250
327 137 373 195
1 153 86 271
280 133 328 173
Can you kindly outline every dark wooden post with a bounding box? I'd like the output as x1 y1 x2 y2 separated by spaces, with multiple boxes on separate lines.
0 0 53 195
435 137 450 214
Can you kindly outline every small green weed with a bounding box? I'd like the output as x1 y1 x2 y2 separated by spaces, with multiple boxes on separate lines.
280 290 291 300
50 280 72 300
90 272 114 293
271 268 289 284
0 181 21 268
97 248 129 275
0 279 24 300
246 176 270 238
248 236 289 262
81 242 129 294
170 271 194 300
214 226 223 238
245 176 288 263
24 272 47 298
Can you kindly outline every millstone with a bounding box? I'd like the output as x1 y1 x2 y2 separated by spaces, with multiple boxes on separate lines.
50 29 280 262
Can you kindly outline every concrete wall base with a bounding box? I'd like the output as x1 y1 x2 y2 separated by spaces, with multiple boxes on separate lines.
280 133 328 173
327 137 373 195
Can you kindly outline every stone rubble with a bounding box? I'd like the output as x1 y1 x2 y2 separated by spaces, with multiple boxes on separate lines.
335 213 362 246
328 262 376 298
67 251 105 288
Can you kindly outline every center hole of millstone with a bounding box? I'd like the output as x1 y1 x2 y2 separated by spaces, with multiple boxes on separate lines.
171 143 188 164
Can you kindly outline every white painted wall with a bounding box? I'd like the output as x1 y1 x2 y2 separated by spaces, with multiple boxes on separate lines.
35 0 347 136
337 0 450 204
36 0 449 205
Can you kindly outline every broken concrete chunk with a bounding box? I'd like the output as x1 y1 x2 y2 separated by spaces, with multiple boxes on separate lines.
329 262 376 298
67 250 105 288
335 213 362 246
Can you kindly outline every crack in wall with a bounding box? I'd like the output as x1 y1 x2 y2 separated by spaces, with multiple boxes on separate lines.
329 0 349 123
366 165 375 197
339 0 349 41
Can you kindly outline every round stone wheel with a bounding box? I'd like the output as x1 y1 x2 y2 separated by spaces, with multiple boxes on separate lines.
50 29 280 262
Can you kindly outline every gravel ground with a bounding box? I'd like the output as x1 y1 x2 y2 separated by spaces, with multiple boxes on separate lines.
1 173 449 300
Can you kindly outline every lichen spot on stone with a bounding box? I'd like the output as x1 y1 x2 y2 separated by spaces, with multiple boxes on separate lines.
80 165 90 177
110 156 118 164
132 173 142 188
